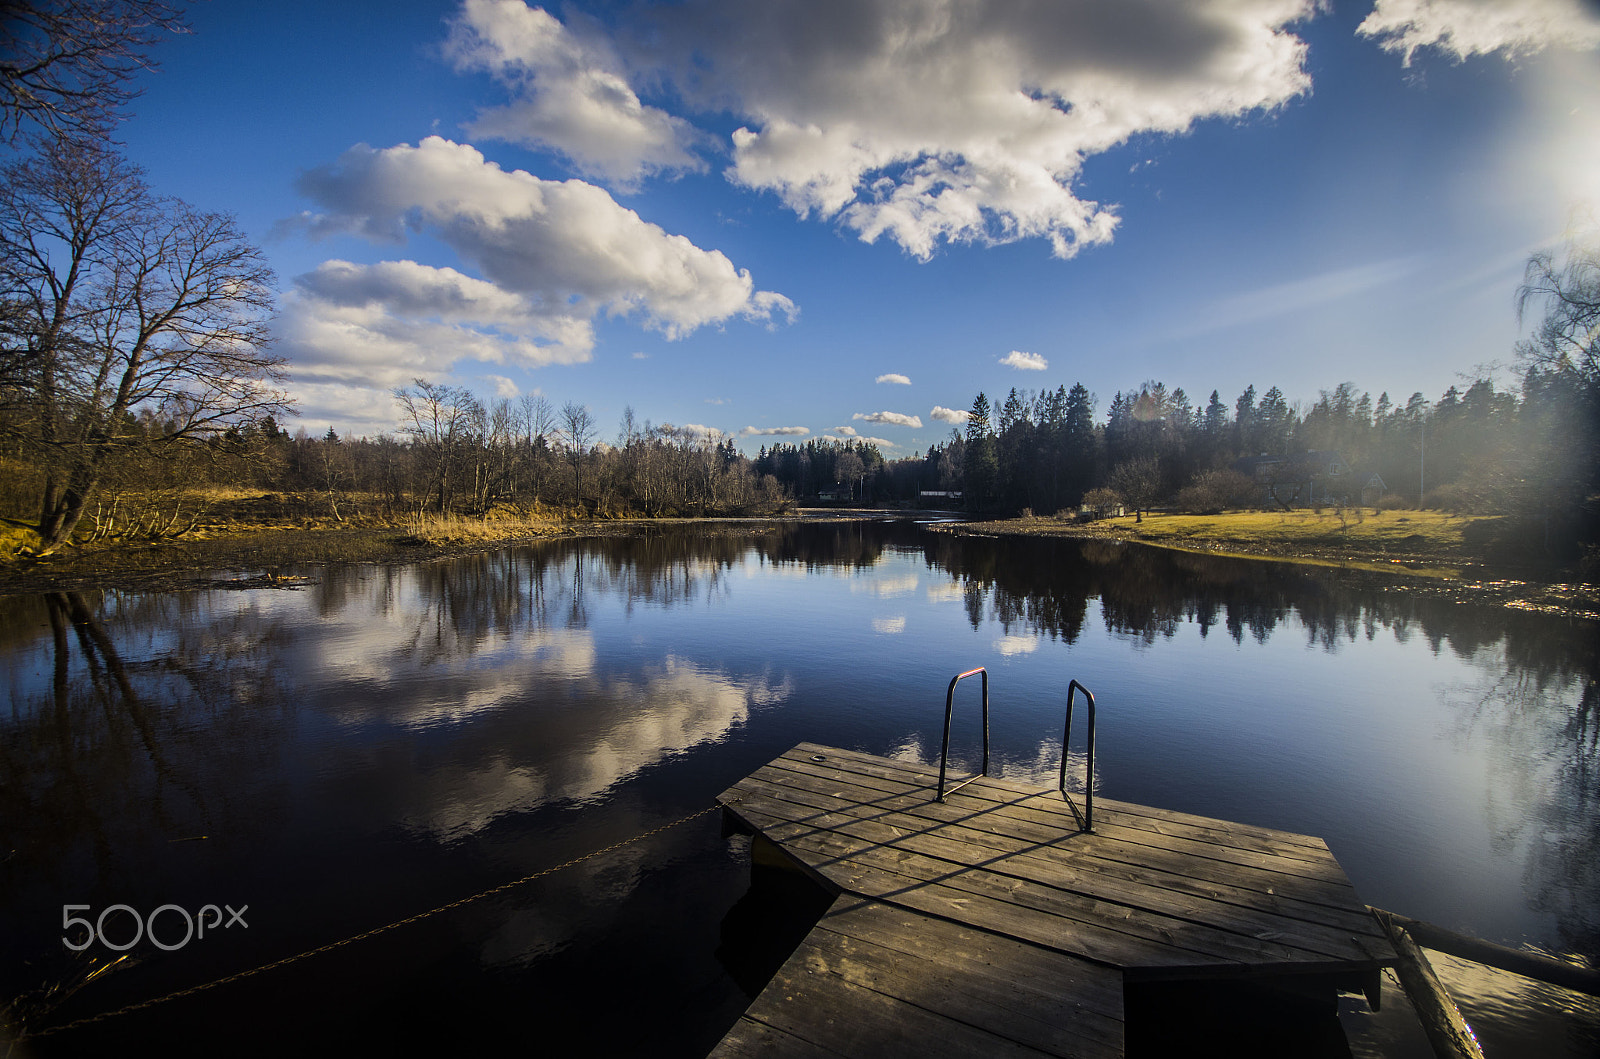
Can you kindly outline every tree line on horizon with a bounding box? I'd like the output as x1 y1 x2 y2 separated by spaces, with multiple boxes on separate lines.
908 367 1587 520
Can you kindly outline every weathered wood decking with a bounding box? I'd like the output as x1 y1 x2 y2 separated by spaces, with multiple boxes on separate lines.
711 742 1399 1058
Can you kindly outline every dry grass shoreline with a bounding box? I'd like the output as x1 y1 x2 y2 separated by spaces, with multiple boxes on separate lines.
0 490 813 595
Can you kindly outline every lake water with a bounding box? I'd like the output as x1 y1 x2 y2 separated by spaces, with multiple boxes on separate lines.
1 520 1595 1055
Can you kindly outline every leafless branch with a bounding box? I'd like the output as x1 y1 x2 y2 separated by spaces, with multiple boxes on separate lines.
0 0 189 142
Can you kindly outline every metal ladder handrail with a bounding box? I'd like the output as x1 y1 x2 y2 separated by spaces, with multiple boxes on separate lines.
1058 679 1096 832
936 667 989 802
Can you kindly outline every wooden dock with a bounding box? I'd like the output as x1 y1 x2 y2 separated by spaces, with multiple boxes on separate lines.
711 743 1399 1058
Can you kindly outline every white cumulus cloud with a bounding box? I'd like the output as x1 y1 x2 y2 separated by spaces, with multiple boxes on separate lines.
280 381 404 437
1000 350 1048 371
276 259 594 392
639 0 1319 260
445 0 705 184
1358 0 1600 65
876 373 911 385
930 405 971 424
740 425 810 436
829 429 895 448
854 410 923 428
673 423 727 442
295 137 795 341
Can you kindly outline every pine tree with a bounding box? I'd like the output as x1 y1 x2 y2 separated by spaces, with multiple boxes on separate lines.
964 392 997 510
1063 383 1096 503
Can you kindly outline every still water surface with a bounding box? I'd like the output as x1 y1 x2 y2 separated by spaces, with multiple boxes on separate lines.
1 521 1595 1054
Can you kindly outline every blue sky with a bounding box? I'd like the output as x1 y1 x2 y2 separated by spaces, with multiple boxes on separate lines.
112 0 1600 453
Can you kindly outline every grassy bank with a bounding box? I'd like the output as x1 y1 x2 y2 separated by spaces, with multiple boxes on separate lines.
946 508 1592 580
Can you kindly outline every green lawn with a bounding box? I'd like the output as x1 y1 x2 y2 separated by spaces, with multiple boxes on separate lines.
1102 508 1480 553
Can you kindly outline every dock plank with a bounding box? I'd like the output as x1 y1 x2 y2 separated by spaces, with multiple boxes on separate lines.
759 748 1340 871
712 1019 848 1059
729 788 1361 973
739 756 1371 914
803 903 1125 1056
710 896 1124 1059
791 743 1334 850
748 754 1367 907
738 758 1385 941
726 779 1387 966
770 746 1351 875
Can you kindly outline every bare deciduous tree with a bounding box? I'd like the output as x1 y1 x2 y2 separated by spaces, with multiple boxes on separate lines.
561 400 595 502
394 379 480 514
519 393 554 444
1518 235 1600 403
835 450 864 501
1107 456 1161 522
1 135 286 553
1 0 188 141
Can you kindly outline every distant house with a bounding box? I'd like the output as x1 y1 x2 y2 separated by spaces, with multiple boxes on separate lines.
1353 471 1387 507
919 490 963 501
1231 451 1351 509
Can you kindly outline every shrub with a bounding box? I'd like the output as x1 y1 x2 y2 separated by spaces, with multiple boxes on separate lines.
1377 494 1408 511
1423 483 1471 513
1174 468 1257 513
1174 484 1222 515
1208 468 1259 508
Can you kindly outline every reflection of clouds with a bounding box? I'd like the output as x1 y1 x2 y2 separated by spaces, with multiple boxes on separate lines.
851 573 920 598
872 616 907 635
580 657 789 800
271 559 797 841
1001 739 1098 794
406 755 549 837
925 582 965 603
885 735 928 767
406 656 791 840
753 563 811 579
993 635 1039 656
327 628 599 729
